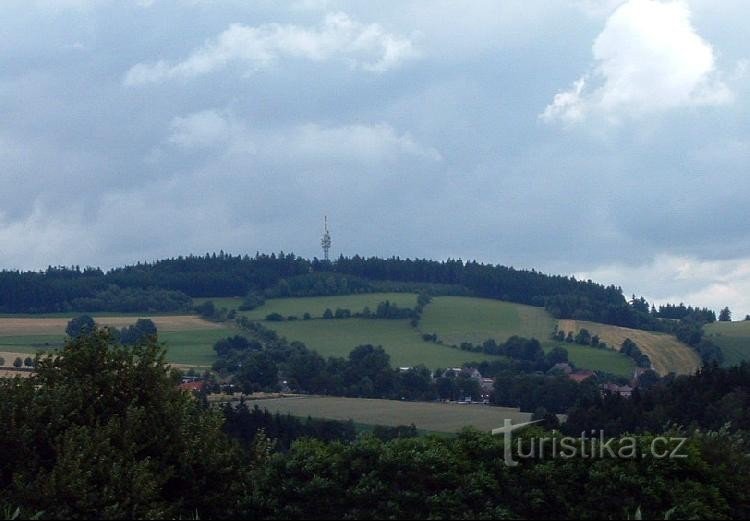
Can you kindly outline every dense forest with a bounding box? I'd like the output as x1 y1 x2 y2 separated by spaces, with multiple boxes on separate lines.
0 252 712 332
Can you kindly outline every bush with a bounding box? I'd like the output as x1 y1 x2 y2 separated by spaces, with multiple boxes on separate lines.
265 312 285 322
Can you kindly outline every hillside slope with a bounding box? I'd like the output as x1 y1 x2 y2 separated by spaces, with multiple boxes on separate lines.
557 319 699 375
704 321 750 366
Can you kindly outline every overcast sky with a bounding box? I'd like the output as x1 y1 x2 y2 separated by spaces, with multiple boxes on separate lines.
1 0 749 316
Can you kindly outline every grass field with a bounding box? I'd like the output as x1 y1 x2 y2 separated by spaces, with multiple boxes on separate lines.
419 297 556 345
704 321 750 366
266 318 496 368
417 296 632 376
557 319 700 375
248 395 533 433
201 293 419 320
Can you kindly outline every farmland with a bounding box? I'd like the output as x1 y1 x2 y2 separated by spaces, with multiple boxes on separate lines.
247 395 534 433
420 296 555 345
267 318 496 368
704 321 750 367
557 319 700 375
0 293 641 375
0 315 233 368
196 293 419 320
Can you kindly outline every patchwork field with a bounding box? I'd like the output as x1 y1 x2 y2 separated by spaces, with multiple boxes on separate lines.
704 321 750 367
557 319 700 375
248 395 533 434
266 318 496 368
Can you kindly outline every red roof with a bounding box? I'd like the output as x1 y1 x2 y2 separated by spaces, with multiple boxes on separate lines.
568 371 595 383
178 381 205 392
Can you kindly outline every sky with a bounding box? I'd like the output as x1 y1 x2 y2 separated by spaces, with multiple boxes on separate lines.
1 0 749 317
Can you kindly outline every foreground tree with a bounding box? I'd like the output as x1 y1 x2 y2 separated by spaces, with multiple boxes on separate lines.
0 329 248 519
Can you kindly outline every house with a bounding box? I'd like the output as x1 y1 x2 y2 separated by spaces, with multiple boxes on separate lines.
600 383 633 398
462 367 483 381
550 362 573 375
178 381 205 393
568 370 596 383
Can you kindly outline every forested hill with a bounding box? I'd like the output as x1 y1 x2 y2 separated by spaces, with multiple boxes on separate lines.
0 253 711 331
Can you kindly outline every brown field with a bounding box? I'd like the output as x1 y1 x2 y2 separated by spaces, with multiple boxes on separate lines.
0 315 221 336
248 395 535 433
557 319 700 376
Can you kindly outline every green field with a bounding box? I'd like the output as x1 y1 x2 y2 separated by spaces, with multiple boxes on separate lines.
549 342 634 378
267 318 495 368
159 328 238 367
704 321 750 366
247 396 533 433
199 293 419 320
0 335 65 354
420 296 556 345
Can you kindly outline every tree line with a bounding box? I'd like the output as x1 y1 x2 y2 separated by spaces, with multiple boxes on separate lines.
0 252 693 331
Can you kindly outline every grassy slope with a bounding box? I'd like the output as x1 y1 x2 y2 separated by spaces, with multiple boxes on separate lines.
239 293 418 320
419 297 633 377
267 318 496 369
419 296 555 345
248 396 532 434
558 319 700 376
704 321 750 366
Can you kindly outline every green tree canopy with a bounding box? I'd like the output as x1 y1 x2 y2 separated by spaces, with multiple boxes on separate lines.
0 329 247 519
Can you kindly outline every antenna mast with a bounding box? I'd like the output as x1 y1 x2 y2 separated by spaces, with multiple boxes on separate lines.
321 215 332 261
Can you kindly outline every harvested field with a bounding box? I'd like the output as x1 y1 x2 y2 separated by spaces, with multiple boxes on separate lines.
557 320 700 375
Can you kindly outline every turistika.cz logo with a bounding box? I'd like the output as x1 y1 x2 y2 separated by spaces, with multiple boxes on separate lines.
492 419 688 467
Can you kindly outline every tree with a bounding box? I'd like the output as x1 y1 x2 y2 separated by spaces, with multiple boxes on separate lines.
322 308 334 319
0 328 247 519
719 307 732 322
23 357 34 368
0 356 4 367
65 315 96 338
12 357 22 368
119 318 158 345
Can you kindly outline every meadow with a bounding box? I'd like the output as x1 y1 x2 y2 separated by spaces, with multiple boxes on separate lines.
704 320 750 367
267 318 496 368
195 293 419 320
419 296 555 344
247 395 534 434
